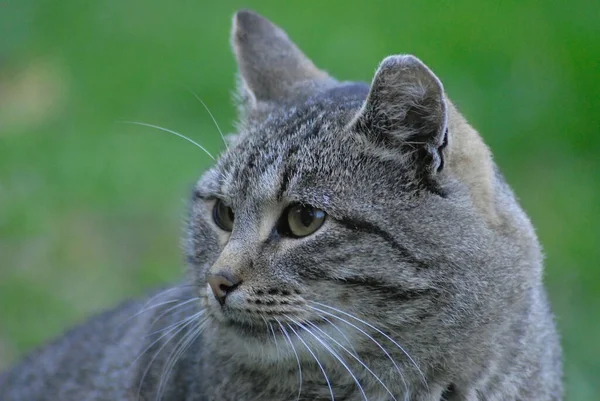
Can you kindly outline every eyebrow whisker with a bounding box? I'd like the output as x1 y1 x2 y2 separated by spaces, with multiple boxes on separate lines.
120 121 215 160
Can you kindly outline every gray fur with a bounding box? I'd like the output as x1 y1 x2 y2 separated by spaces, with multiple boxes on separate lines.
0 9 562 401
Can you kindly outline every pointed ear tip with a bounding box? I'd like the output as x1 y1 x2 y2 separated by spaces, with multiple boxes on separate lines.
232 9 270 35
379 54 427 71
376 54 443 88
233 9 257 24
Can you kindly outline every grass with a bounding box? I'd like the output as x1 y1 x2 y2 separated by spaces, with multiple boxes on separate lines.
1 1 598 399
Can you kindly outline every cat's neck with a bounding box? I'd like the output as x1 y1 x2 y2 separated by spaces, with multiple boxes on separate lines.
197 323 439 401
192 285 558 401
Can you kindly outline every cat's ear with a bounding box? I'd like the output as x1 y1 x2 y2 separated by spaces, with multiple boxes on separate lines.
231 10 335 112
352 55 448 173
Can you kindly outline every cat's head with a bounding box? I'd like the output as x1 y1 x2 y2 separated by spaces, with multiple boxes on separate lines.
185 10 539 376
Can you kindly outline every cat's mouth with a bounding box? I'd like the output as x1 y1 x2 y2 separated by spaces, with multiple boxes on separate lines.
223 317 326 344
202 285 317 340
214 306 318 340
222 317 271 337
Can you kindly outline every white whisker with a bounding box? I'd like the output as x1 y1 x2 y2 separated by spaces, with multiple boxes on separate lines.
276 318 303 401
307 320 397 401
156 323 199 400
121 299 180 326
318 314 359 357
133 311 204 400
286 322 335 401
263 317 280 359
147 308 204 337
130 311 202 373
309 305 409 396
149 298 201 330
120 121 215 160
156 318 207 401
288 316 368 401
120 286 188 327
311 301 425 391
188 90 229 150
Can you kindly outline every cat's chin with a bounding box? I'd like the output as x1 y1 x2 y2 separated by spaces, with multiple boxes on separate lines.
214 317 303 364
205 305 271 342
211 308 322 346
204 295 328 356
222 318 273 339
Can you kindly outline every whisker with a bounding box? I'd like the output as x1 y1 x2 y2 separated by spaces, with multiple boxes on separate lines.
285 322 335 401
120 286 189 327
156 318 208 401
270 323 281 359
156 323 199 400
120 121 215 160
138 286 186 310
134 311 202 400
130 312 199 371
318 314 359 357
276 318 303 401
309 305 408 396
262 317 280 359
306 320 397 401
147 309 204 337
188 89 229 150
149 298 201 330
287 316 368 401
133 311 203 370
120 299 180 327
312 301 426 387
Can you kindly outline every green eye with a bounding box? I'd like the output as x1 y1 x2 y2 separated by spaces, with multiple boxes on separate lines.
283 204 326 238
213 199 235 231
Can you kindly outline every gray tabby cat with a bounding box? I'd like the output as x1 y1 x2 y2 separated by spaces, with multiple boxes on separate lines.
0 9 562 401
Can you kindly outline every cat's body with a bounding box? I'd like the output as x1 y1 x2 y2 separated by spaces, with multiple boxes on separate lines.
0 10 562 401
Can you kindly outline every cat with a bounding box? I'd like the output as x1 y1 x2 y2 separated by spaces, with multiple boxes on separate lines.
0 9 562 401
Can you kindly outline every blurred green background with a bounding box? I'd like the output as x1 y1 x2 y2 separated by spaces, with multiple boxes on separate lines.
0 0 598 398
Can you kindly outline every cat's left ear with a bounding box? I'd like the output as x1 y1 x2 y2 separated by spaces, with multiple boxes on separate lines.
231 10 336 114
351 55 448 174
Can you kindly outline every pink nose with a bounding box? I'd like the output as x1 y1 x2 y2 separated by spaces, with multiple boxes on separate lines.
206 273 241 305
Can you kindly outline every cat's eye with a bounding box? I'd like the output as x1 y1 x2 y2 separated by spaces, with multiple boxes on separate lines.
213 199 235 231
281 204 326 238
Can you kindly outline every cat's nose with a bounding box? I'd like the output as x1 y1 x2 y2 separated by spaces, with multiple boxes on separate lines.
207 272 242 306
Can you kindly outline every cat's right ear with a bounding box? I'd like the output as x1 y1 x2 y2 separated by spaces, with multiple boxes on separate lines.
231 10 335 116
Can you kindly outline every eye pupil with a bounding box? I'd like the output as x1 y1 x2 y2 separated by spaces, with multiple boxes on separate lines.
299 208 314 227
